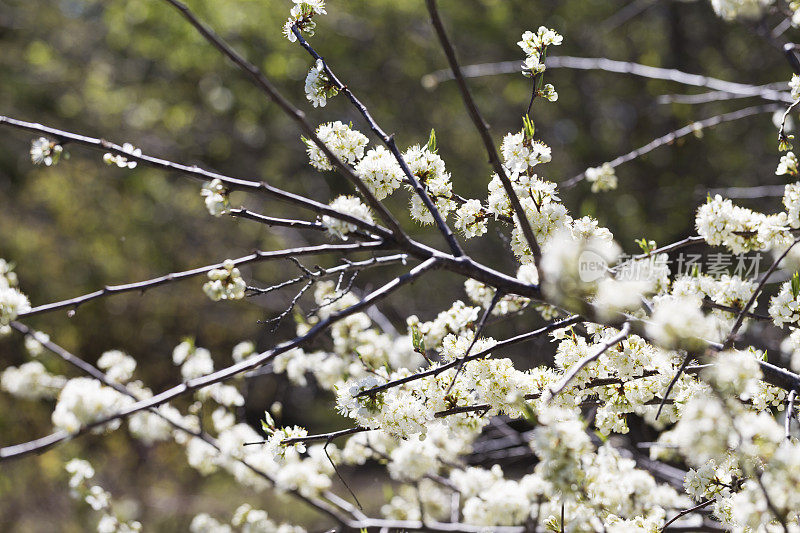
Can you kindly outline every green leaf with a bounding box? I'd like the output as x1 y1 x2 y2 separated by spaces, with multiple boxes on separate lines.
410 323 426 354
791 272 800 299
522 401 538 425
426 128 437 153
261 411 275 435
522 115 535 139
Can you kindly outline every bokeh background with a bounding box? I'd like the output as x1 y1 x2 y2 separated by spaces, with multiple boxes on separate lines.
0 0 795 530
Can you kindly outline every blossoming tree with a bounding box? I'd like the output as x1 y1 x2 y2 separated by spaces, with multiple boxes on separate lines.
5 0 800 531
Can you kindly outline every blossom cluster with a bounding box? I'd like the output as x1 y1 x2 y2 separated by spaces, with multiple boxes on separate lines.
65 459 142 533
304 59 338 108
203 260 246 302
0 259 30 326
30 137 64 166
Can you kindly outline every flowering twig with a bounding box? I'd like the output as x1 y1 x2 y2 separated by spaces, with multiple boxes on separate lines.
289 25 465 258
444 290 503 395
655 352 696 420
424 0 542 268
7 322 356 525
356 315 582 399
158 0 410 245
723 237 800 349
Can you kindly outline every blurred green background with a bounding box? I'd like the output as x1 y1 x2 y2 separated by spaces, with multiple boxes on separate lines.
0 0 796 530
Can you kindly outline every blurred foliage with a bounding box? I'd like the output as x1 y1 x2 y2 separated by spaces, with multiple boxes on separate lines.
0 0 797 530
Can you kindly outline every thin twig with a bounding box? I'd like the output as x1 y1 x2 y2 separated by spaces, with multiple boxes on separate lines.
723 237 800 349
563 104 783 188
18 242 386 318
656 353 695 420
661 499 714 531
444 290 503 395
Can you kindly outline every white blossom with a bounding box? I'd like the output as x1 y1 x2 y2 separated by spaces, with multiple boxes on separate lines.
52 377 130 434
201 178 228 217
355 146 404 200
97 350 136 383
203 259 246 301
1 361 66 400
304 121 368 171
709 0 772 21
454 199 488 238
777 151 798 176
585 163 618 192
304 59 337 107
791 73 800 100
103 143 141 169
321 195 373 239
30 137 64 166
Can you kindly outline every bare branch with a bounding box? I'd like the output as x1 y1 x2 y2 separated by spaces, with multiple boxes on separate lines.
701 184 786 199
423 56 792 103
563 104 783 188
19 241 386 318
227 208 327 231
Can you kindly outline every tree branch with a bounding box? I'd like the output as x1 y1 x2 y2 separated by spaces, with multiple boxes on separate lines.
19 241 387 318
562 104 783 188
